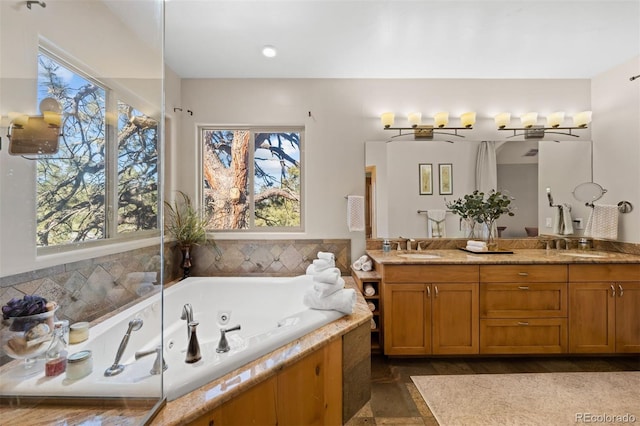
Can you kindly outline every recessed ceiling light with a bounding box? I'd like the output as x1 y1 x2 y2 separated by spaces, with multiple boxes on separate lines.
262 45 277 58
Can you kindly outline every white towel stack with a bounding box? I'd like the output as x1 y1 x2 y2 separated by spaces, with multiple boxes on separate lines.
303 252 356 315
465 240 488 252
352 255 372 271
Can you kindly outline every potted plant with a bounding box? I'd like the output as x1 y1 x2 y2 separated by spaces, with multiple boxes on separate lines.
165 191 210 279
446 190 515 249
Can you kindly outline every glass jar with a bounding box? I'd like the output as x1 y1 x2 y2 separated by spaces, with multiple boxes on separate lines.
66 350 93 380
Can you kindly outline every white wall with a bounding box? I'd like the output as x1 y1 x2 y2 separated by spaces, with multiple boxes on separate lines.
591 56 640 243
0 0 164 277
179 78 593 258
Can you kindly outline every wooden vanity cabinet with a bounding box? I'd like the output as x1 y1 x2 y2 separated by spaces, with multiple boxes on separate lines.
382 265 479 356
568 264 640 353
479 265 568 354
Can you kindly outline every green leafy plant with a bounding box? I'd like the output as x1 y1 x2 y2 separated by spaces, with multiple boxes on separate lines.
446 190 515 244
164 191 210 246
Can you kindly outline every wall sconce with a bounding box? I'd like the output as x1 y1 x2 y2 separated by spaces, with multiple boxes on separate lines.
495 110 592 139
381 111 476 140
7 98 63 156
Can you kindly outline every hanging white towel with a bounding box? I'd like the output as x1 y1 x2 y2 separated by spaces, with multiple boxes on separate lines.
552 206 562 234
347 195 365 232
584 204 619 240
562 204 574 235
428 210 447 238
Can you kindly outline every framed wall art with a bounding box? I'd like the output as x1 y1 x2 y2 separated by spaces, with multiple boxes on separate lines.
419 163 433 195
439 163 453 195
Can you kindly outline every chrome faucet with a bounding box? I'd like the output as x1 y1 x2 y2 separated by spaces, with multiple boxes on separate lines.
216 324 241 353
398 237 415 251
104 318 143 377
135 345 168 375
555 238 571 250
185 321 202 363
181 303 194 338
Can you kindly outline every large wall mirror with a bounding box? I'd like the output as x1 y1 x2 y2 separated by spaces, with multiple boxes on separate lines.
365 139 593 240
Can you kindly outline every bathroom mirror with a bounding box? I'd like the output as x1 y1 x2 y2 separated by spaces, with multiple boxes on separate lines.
8 117 61 155
365 139 593 239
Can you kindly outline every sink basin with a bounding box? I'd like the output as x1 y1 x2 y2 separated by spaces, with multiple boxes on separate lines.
559 252 608 258
397 253 441 259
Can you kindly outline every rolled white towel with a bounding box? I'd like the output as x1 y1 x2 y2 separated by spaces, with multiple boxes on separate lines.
317 251 335 262
361 260 373 272
466 240 487 248
303 288 356 315
313 277 345 298
312 258 334 272
313 267 341 284
370 318 377 330
358 255 369 264
465 245 488 252
352 260 363 271
364 284 376 296
367 301 376 312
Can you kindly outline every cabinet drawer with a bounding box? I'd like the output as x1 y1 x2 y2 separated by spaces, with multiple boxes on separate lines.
569 264 640 282
480 283 567 318
480 318 567 354
385 265 478 283
480 265 567 283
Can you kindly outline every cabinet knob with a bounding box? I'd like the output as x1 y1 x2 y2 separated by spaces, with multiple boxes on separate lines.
618 284 624 297
426 286 431 298
434 285 439 297
610 284 616 297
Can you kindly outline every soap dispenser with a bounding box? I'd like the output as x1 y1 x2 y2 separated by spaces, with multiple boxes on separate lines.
382 239 391 253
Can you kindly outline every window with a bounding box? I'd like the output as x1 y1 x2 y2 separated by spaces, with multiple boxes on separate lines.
201 128 302 231
36 50 158 248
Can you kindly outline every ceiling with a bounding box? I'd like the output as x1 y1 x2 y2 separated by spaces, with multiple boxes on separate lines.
163 0 640 79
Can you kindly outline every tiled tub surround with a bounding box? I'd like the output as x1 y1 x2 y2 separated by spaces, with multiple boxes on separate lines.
0 246 162 366
0 278 372 426
165 238 352 281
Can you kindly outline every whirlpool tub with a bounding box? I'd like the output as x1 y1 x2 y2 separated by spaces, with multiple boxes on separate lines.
0 276 346 401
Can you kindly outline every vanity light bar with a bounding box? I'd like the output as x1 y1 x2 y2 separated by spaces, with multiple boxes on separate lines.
381 111 475 140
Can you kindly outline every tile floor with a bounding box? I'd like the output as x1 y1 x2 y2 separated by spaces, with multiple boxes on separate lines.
346 355 640 426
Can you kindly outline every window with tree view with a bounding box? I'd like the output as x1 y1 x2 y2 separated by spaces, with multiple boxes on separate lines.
36 50 158 248
202 128 302 230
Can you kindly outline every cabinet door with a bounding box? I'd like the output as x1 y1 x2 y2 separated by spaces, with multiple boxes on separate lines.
383 283 430 355
569 283 615 353
615 282 640 353
432 283 479 355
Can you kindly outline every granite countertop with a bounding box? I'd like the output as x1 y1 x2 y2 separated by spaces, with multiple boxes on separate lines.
366 248 640 265
0 279 372 426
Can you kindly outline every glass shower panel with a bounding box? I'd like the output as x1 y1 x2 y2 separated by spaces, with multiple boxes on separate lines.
0 0 165 422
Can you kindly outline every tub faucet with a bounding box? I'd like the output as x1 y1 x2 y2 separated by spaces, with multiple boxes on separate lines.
185 321 202 363
135 345 168 375
216 324 241 353
181 303 194 338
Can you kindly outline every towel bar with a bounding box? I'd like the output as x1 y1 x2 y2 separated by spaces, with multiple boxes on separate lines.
585 200 633 213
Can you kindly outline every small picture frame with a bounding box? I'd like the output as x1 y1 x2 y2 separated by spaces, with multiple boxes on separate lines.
439 163 453 195
419 163 433 195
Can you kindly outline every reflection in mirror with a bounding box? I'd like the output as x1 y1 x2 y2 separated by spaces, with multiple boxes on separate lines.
365 139 592 239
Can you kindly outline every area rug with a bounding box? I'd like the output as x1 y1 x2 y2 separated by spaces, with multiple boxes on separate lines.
411 372 640 426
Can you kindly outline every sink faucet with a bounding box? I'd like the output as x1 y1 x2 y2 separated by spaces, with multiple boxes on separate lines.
555 238 571 250
398 237 415 251
216 324 241 353
181 303 194 338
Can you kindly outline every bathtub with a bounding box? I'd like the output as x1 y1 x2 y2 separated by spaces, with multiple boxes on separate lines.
0 276 345 401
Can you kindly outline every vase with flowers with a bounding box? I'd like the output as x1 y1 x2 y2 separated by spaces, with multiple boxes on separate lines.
446 190 515 250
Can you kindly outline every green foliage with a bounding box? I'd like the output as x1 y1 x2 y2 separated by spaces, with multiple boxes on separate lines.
255 165 300 227
164 191 209 245
446 190 515 224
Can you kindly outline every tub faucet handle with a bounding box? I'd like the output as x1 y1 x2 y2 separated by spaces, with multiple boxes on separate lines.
135 345 168 375
216 324 241 353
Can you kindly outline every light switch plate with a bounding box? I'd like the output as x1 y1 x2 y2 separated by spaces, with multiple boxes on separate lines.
545 217 552 227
